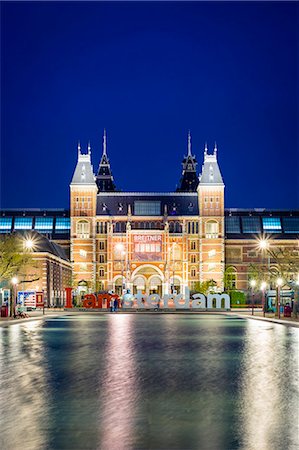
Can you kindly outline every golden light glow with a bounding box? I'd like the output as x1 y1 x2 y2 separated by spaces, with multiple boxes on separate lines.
258 239 269 250
250 279 256 288
11 277 18 285
261 281 267 290
276 278 283 287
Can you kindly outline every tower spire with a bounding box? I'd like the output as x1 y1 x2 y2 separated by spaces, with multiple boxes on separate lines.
187 130 191 156
214 141 217 156
204 141 208 157
77 141 81 158
88 141 91 155
103 129 107 156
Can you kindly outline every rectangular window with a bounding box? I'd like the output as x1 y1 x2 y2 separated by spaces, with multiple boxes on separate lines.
55 217 70 233
14 217 33 230
35 217 54 233
241 217 261 234
225 217 241 234
99 241 105 250
134 201 161 216
0 217 12 233
262 217 282 232
283 217 299 234
99 254 105 263
191 254 196 263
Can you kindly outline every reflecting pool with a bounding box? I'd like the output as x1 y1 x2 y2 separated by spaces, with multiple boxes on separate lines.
0 314 298 450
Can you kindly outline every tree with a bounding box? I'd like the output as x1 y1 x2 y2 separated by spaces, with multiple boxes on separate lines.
249 245 299 289
192 279 217 295
0 235 33 286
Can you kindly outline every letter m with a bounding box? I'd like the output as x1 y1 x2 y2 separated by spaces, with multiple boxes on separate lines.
207 293 230 309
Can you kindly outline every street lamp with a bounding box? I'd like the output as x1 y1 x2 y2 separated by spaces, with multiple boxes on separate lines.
276 277 283 319
250 279 256 316
261 281 267 317
11 277 18 317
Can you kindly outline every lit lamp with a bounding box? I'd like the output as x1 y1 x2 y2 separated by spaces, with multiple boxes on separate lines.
258 239 270 283
11 277 18 317
276 278 283 319
250 279 256 316
261 281 267 317
24 239 34 250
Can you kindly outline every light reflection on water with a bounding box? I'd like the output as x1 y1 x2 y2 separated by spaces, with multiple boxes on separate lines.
0 315 298 450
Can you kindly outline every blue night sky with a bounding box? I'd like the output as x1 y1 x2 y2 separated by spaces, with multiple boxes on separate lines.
1 1 298 209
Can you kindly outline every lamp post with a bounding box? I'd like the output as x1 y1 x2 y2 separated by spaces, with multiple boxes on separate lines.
11 277 18 317
250 279 256 316
261 281 267 317
276 278 283 319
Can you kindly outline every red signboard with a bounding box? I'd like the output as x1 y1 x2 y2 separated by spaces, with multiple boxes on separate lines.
36 292 44 307
132 234 162 261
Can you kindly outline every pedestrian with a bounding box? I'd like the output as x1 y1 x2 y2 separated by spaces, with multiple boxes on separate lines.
114 297 118 312
110 298 114 312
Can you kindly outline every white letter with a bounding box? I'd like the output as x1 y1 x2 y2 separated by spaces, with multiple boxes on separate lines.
191 293 206 309
207 293 230 309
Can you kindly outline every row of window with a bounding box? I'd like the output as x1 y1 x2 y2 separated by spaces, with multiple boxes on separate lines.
0 217 70 233
226 216 299 234
80 220 218 238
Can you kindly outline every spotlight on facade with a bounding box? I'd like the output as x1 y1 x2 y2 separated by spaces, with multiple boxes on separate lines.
261 281 267 290
259 239 269 250
24 238 35 251
277 278 283 287
116 243 124 252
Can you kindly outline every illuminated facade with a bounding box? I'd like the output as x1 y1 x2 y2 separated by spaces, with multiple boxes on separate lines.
70 132 225 295
1 132 298 300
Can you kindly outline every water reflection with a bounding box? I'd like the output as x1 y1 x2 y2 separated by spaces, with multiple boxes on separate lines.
0 321 50 450
238 321 299 450
99 314 137 450
0 315 298 450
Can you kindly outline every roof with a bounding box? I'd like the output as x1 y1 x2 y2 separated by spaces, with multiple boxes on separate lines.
199 150 224 186
70 152 96 186
10 231 70 261
96 192 199 216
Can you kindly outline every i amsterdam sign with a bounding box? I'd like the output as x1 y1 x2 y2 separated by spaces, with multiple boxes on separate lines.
65 288 231 310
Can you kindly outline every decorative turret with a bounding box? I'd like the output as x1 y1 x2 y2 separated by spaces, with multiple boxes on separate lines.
198 142 224 186
176 131 199 192
71 142 97 186
96 130 117 192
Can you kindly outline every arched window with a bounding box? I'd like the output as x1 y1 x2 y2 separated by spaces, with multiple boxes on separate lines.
205 220 219 238
99 267 104 277
191 267 196 278
225 266 237 290
76 220 90 238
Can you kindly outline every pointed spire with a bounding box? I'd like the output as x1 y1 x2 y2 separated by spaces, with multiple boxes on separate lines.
88 141 91 155
77 141 81 158
103 129 107 156
214 141 217 156
187 130 192 156
204 142 208 157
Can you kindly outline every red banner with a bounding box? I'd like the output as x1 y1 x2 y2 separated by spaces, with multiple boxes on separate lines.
132 234 162 261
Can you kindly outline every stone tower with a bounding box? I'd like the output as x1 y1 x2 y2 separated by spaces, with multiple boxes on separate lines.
197 143 225 289
70 142 98 291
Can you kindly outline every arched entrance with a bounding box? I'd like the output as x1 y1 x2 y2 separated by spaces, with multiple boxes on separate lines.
131 265 164 296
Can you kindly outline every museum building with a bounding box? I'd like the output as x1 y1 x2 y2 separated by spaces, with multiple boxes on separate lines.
1 131 298 301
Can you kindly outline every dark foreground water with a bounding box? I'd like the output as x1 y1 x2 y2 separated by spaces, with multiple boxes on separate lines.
0 314 298 450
